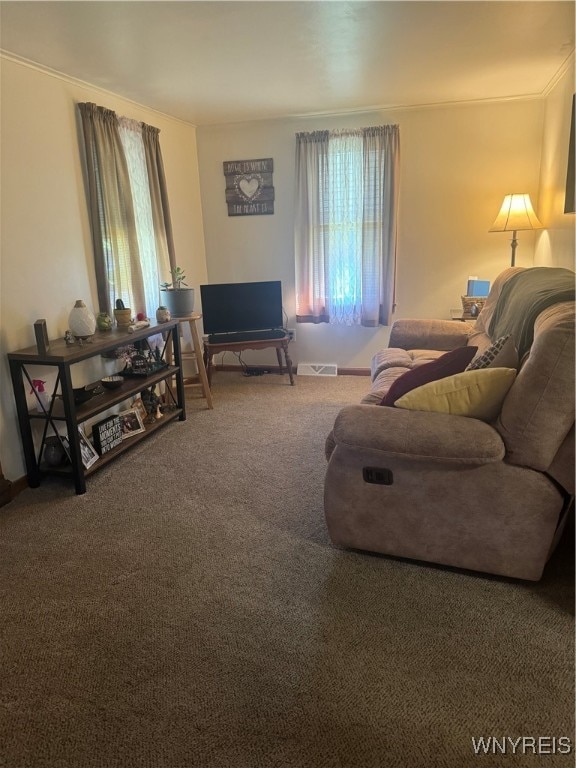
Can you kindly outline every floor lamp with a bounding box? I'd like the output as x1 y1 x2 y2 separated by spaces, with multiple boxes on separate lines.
489 193 543 266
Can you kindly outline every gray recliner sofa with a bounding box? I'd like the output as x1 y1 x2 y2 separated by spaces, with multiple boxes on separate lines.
324 266 575 580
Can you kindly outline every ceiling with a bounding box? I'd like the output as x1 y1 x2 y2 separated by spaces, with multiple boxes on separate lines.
0 1 574 126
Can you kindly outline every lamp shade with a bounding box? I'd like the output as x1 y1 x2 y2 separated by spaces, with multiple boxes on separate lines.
489 193 543 232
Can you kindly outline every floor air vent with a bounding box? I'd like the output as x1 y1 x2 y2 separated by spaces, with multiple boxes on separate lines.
297 363 338 377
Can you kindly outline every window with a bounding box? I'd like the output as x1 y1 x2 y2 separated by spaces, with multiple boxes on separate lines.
294 126 400 326
78 103 174 318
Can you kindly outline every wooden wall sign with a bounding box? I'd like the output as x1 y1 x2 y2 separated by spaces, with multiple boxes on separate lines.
92 415 122 455
223 158 274 216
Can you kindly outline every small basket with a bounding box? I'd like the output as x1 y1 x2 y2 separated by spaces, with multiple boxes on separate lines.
461 295 487 319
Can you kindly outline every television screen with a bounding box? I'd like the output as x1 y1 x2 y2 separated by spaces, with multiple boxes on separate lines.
200 280 284 335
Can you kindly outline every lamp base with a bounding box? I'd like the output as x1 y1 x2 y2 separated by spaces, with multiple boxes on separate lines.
510 230 518 267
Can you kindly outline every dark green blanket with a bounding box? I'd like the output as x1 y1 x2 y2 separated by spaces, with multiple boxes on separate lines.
488 267 575 358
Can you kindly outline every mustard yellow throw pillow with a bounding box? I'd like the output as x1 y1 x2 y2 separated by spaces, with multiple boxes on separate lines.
394 368 516 422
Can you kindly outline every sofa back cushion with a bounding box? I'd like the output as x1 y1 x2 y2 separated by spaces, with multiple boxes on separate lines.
488 267 575 359
467 267 525 352
496 301 575 485
388 318 473 352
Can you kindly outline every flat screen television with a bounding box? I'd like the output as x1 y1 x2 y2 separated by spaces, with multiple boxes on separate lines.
200 280 284 337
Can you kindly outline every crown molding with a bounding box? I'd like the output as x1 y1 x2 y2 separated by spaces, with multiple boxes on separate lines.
542 50 576 97
2 46 571 130
0 50 199 129
287 94 545 122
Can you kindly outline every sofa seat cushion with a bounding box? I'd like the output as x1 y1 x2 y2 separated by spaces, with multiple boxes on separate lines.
371 347 444 381
362 367 409 405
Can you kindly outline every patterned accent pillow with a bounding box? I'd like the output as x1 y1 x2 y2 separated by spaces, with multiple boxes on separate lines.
466 335 518 371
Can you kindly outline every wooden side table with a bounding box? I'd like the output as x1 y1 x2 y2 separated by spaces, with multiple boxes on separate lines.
203 334 294 386
168 313 214 409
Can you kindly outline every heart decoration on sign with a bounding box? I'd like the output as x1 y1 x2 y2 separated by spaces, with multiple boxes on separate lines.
236 174 263 201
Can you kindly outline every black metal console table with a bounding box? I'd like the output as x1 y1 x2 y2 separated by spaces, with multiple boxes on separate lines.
8 321 185 495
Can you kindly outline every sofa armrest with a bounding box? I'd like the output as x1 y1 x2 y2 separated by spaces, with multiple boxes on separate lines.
388 318 474 351
328 405 505 464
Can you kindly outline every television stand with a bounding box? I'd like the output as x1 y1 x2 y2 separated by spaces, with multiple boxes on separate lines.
203 333 294 386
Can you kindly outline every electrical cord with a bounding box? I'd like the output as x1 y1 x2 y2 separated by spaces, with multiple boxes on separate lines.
234 352 250 375
212 350 247 373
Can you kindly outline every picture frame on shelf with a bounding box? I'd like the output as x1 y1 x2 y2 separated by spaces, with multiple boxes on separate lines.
131 396 147 424
78 427 99 469
119 408 145 439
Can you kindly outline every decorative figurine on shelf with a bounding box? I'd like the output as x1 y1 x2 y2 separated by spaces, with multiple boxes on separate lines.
64 330 75 345
127 318 151 334
146 348 162 366
141 385 163 423
156 305 171 323
96 311 113 331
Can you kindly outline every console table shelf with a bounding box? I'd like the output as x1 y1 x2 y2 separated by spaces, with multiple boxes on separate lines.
42 407 184 480
27 365 181 423
8 321 185 495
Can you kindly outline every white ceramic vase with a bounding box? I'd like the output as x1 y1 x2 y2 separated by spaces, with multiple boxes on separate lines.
68 300 96 339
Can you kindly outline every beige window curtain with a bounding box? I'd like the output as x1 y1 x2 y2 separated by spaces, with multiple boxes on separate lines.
141 123 176 277
78 102 175 317
294 125 400 326
362 126 400 326
78 102 145 316
294 130 330 323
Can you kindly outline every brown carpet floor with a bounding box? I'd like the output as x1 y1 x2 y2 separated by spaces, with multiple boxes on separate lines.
0 372 574 768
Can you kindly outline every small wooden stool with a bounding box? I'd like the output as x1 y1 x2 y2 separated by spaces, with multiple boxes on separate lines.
167 313 213 409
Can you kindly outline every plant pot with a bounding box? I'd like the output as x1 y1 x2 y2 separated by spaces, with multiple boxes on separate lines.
160 288 195 317
114 308 132 328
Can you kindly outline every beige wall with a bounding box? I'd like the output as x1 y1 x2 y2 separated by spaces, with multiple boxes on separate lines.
197 98 545 369
535 60 576 267
0 56 207 481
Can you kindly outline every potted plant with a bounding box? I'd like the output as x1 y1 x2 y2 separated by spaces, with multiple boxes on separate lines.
160 267 195 317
